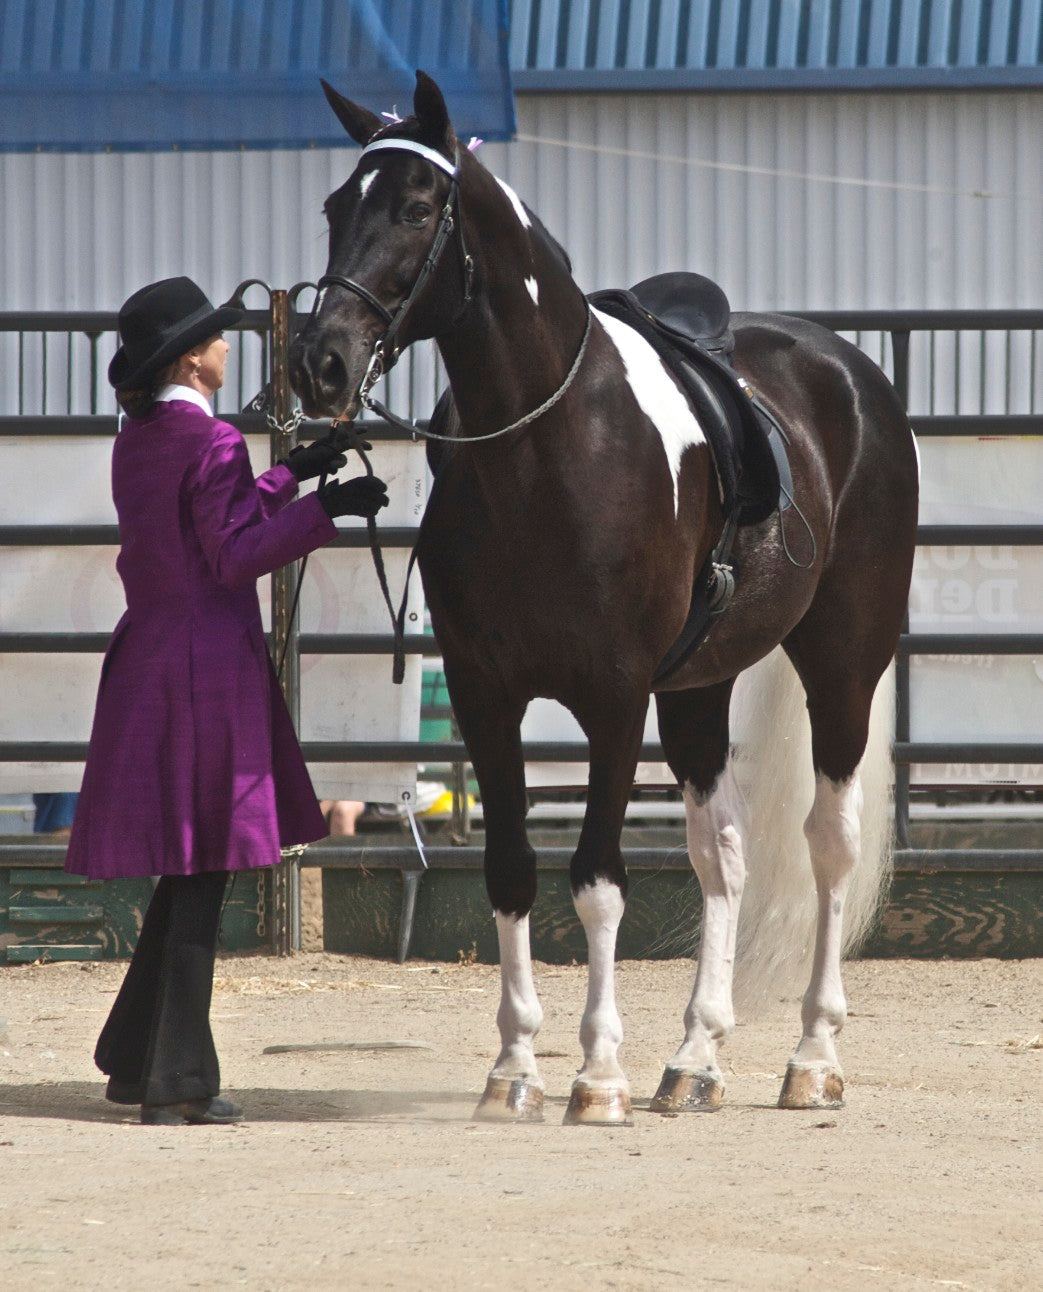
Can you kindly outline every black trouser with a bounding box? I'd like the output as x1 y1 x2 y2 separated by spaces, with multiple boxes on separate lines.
95 871 228 1106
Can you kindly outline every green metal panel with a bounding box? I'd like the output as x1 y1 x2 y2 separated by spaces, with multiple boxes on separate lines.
9 904 105 925
322 864 1043 963
0 864 271 960
6 943 102 963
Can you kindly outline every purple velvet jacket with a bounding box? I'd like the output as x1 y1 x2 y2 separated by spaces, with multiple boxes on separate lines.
65 398 336 880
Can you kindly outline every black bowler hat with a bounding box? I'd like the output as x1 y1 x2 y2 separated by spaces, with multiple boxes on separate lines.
108 277 243 391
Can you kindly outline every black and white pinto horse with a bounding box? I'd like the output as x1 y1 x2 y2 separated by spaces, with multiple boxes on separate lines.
292 74 920 1124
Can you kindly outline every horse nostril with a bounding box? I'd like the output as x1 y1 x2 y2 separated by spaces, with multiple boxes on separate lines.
318 351 347 399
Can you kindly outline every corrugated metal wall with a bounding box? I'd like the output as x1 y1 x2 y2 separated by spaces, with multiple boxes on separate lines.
509 0 1043 74
2 89 1038 317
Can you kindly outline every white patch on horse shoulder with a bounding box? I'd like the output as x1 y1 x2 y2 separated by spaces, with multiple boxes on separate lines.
524 276 539 306
592 307 705 516
495 177 532 229
358 170 378 198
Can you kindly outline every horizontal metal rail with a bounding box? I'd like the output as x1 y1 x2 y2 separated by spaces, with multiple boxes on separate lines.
0 525 420 547
897 634 1043 655
4 524 1039 548
909 414 1043 437
793 308 1043 332
0 633 440 656
894 742 1043 764
5 308 1040 335
3 842 1039 876
6 739 1043 768
0 413 422 441
2 632 1039 660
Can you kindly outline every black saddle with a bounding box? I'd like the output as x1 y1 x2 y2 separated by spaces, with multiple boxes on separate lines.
629 271 734 355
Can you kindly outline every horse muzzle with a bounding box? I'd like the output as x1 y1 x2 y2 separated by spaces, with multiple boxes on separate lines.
288 336 359 421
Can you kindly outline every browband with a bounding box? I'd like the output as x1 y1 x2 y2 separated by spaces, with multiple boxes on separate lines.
360 138 458 177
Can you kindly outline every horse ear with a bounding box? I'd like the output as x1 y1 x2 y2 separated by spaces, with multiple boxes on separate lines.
413 70 456 153
321 79 382 145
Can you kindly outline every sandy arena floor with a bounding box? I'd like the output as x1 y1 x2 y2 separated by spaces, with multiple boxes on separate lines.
1 953 1040 1291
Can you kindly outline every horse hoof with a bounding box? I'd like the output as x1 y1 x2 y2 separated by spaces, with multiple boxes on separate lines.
649 1069 724 1113
777 1064 844 1109
473 1076 544 1123
563 1083 633 1126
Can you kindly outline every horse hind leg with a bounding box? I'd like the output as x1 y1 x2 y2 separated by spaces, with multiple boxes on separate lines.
778 645 892 1109
650 682 744 1113
777 771 861 1109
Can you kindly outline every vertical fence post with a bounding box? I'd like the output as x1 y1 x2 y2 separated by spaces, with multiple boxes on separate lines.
890 329 913 848
268 288 302 954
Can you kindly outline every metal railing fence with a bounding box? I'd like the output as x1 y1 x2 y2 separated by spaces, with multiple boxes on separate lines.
2 300 1041 955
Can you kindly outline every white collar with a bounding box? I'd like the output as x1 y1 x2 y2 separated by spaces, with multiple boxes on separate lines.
155 383 213 415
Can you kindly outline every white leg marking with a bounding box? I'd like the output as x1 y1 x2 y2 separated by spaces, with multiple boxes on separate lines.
791 772 863 1071
573 879 628 1087
668 768 746 1079
490 912 544 1084
524 275 540 307
494 176 533 229
358 169 378 199
592 307 705 516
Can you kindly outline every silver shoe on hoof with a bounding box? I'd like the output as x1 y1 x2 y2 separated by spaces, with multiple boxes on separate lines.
473 1075 545 1122
649 1068 724 1113
777 1063 845 1109
563 1082 633 1126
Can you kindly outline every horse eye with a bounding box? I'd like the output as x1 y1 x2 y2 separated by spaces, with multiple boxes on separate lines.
405 202 432 226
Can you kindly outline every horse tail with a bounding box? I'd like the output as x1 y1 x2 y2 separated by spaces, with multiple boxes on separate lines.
730 648 894 1008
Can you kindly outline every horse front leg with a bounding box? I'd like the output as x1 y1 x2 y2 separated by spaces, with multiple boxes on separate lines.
452 688 545 1123
563 702 647 1127
651 682 743 1112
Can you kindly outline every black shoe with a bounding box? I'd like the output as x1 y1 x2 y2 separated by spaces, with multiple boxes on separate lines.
105 1077 144 1105
140 1096 243 1126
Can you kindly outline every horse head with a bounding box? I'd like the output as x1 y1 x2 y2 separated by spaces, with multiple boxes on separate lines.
290 72 473 421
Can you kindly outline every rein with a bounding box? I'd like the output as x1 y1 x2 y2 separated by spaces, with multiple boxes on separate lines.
364 305 592 442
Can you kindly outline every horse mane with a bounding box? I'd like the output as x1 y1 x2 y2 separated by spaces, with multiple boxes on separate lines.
524 206 573 276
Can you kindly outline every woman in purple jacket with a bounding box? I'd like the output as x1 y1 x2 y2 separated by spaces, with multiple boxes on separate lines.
65 277 387 1126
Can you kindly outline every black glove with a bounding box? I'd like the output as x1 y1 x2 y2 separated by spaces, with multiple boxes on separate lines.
280 433 353 483
319 475 390 519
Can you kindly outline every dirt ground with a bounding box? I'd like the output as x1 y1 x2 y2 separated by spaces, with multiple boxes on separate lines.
1 953 1040 1292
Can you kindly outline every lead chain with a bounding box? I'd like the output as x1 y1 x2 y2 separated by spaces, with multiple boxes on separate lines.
256 869 267 940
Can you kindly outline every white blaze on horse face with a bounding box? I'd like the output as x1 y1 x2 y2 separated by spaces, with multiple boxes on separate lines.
358 169 378 199
524 276 540 307
592 307 705 516
495 177 533 230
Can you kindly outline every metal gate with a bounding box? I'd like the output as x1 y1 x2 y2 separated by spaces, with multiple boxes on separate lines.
2 299 1041 960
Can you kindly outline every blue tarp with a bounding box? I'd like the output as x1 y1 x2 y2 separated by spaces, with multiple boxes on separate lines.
0 0 515 151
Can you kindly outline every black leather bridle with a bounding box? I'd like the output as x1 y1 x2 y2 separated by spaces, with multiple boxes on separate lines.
313 137 474 408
